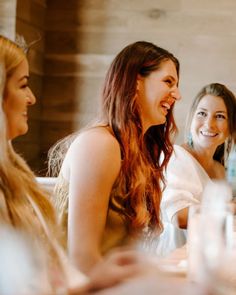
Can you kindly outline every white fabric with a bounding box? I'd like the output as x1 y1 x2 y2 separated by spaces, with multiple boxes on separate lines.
163 145 211 221
157 145 211 256
36 177 57 195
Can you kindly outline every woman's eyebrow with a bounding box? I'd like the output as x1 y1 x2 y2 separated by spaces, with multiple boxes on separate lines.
216 110 227 114
197 107 227 113
18 75 29 82
168 75 178 84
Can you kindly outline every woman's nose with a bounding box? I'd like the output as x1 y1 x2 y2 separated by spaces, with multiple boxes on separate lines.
171 87 181 101
27 88 36 105
204 116 215 128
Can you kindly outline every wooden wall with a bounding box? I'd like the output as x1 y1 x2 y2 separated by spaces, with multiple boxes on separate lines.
9 0 236 173
15 0 46 173
43 0 236 155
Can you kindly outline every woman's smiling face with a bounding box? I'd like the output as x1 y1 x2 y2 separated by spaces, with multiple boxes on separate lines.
190 94 229 150
3 58 36 140
136 59 181 132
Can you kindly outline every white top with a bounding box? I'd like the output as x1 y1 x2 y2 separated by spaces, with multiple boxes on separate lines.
154 145 211 256
162 145 211 223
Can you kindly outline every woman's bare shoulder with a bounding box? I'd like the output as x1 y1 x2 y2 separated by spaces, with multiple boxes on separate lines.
63 127 121 170
61 126 122 180
70 127 119 152
60 127 122 190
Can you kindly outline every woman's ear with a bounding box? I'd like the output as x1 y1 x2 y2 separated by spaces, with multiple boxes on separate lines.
136 74 143 92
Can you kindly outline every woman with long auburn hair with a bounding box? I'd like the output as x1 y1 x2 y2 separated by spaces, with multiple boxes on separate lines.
49 41 181 273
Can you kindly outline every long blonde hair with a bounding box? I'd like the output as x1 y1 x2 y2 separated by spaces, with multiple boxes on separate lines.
0 35 62 270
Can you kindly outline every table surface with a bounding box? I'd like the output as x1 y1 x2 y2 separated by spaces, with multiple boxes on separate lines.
92 245 207 295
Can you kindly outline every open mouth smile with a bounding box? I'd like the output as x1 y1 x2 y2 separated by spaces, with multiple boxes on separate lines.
200 131 218 137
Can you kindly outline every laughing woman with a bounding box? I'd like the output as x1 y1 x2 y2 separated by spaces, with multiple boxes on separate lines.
49 41 181 273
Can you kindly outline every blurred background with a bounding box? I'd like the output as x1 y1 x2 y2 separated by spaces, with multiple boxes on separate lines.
1 0 236 175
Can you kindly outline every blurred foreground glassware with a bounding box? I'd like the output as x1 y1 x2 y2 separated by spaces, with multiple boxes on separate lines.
227 146 236 199
208 249 236 295
0 225 52 295
187 181 234 287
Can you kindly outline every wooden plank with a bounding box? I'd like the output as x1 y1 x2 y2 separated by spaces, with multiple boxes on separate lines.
47 0 181 11
45 30 179 54
45 8 236 37
44 53 113 77
33 0 46 8
42 76 102 111
17 0 46 29
181 0 236 11
16 19 45 52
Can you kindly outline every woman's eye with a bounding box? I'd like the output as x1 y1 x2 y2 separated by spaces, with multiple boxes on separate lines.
165 79 172 86
216 114 226 119
197 111 206 117
21 84 28 89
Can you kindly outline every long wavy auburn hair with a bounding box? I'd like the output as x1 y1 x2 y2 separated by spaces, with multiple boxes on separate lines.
49 41 179 236
0 35 63 272
100 41 179 234
185 83 236 165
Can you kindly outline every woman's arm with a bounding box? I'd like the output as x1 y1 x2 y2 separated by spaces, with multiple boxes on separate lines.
175 207 189 229
162 146 203 228
66 128 121 273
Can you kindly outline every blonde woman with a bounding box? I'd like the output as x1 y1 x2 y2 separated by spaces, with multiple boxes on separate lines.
0 33 93 294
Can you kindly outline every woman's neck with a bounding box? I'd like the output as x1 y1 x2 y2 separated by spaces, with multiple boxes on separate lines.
182 143 224 179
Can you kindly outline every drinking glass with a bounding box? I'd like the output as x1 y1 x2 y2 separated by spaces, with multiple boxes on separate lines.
187 203 234 286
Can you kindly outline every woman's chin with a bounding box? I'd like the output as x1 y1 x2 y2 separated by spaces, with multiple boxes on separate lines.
9 126 28 140
156 116 167 125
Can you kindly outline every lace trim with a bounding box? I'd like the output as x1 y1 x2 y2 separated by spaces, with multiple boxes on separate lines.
52 174 69 249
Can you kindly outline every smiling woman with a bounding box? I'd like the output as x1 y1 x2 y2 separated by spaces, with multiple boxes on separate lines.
0 34 102 294
190 94 229 177
157 83 236 256
3 58 36 139
48 41 181 273
137 59 180 131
